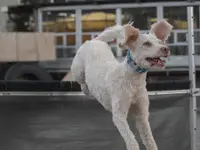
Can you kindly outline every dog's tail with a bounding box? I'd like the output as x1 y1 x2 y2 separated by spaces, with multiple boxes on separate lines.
93 22 133 43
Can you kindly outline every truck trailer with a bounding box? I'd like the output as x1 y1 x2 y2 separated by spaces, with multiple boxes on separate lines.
1 0 200 81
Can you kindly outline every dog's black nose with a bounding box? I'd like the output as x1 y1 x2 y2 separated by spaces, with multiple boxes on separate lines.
161 47 170 53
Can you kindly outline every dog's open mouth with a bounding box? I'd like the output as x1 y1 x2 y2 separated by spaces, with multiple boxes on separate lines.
146 57 166 67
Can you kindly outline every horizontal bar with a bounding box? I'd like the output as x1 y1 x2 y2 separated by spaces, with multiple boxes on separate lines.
56 43 200 48
0 80 190 92
148 89 190 96
45 30 200 35
39 1 200 11
0 90 191 96
0 91 84 96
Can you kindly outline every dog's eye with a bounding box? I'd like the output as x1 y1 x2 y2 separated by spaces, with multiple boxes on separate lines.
143 41 152 47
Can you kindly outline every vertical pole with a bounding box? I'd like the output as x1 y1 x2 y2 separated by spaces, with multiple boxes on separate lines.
187 6 197 150
33 9 38 32
116 8 122 57
37 9 42 32
75 8 82 51
157 5 163 21
199 6 200 28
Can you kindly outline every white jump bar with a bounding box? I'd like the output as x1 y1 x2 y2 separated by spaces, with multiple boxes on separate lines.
0 89 192 96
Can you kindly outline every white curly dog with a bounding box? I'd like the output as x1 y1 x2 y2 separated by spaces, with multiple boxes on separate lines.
69 19 173 150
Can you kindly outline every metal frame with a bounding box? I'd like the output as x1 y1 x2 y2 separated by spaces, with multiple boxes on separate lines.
187 6 197 150
0 89 191 96
116 8 122 57
37 2 200 63
38 1 200 11
35 3 199 150
75 8 82 50
157 5 163 21
37 9 42 32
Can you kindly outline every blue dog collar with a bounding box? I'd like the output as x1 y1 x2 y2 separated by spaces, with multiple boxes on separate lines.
126 50 148 73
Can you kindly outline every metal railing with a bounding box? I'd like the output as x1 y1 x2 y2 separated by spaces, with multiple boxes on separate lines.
52 29 200 58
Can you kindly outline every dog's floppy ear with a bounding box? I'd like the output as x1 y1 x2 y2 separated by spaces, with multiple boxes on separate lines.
119 24 139 50
150 19 173 42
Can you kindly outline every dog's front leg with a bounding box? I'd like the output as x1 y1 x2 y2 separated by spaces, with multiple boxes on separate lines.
133 90 158 150
112 96 140 150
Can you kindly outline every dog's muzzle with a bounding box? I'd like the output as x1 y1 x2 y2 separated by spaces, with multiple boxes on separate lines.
160 46 170 57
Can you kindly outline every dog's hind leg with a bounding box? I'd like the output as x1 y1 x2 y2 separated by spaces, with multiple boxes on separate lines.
70 46 93 98
81 83 94 98
70 53 85 84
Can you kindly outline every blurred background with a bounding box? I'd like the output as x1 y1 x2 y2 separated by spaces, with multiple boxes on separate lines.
0 0 200 83
0 0 200 81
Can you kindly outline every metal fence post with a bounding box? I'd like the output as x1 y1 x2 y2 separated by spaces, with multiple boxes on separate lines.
187 6 197 150
75 8 82 51
157 5 163 21
116 8 122 57
37 9 42 32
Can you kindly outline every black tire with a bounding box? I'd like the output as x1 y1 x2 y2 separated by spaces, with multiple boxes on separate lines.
4 63 53 81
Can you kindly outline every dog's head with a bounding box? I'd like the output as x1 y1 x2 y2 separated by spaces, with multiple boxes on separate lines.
120 19 173 69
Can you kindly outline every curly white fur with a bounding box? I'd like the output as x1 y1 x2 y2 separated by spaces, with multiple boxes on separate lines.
69 19 173 150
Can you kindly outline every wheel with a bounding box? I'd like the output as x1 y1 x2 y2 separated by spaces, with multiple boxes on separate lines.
4 63 53 81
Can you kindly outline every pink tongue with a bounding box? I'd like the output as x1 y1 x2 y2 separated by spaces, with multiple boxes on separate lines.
157 59 165 66
150 59 165 66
